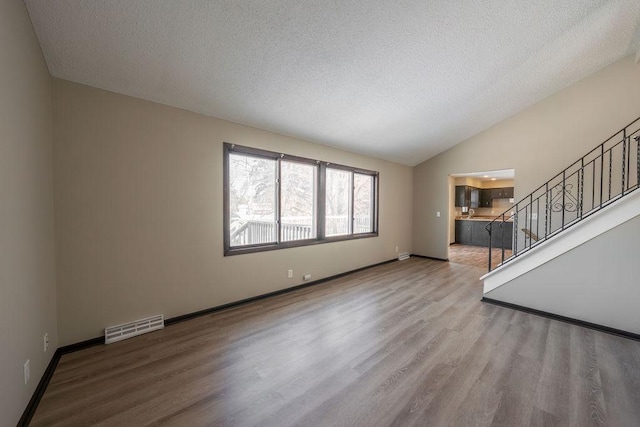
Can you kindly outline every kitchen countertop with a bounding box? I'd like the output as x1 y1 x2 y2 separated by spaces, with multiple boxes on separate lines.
455 216 513 222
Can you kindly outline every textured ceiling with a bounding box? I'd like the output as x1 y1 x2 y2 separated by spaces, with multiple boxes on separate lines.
24 1 640 165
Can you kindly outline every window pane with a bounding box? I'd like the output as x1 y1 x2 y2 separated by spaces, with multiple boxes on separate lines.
229 153 276 246
225 144 379 255
281 161 317 241
354 173 374 233
325 168 352 236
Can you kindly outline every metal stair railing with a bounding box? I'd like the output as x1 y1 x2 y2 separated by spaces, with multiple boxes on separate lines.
486 116 640 272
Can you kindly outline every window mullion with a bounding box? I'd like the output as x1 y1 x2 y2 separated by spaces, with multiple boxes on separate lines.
350 171 355 235
318 163 326 239
276 157 282 244
371 175 376 232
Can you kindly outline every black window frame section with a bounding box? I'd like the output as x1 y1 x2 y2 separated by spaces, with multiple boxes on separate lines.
224 143 379 256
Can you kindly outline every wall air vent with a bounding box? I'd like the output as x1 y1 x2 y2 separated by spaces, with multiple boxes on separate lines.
104 314 164 344
398 252 410 261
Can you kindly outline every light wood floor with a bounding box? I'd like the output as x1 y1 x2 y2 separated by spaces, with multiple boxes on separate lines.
31 258 640 426
448 243 513 270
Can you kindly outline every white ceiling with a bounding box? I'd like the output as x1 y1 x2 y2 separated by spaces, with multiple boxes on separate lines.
24 1 640 166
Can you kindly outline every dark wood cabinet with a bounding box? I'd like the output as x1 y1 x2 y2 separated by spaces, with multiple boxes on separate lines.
490 187 514 200
455 219 513 249
469 187 479 208
471 221 490 247
454 220 473 245
480 189 492 207
457 186 514 208
489 221 513 250
455 186 467 207
455 185 481 208
502 187 514 198
480 187 515 207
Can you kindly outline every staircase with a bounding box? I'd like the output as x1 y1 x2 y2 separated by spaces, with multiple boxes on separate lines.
481 116 640 336
485 115 640 271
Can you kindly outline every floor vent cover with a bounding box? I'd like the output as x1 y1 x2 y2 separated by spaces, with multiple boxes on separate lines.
398 252 410 261
105 314 164 344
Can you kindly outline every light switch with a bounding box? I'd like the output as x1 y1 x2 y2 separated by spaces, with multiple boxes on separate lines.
436 211 441 217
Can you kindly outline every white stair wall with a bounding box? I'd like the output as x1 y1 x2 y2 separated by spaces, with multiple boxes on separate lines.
482 188 640 293
484 211 640 334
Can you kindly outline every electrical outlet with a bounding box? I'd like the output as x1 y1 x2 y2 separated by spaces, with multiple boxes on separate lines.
44 333 49 352
436 211 441 217
303 274 311 281
24 359 30 385
287 269 293 278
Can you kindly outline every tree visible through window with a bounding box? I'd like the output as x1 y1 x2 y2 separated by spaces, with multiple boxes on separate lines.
325 168 352 236
354 173 374 233
228 153 276 247
224 144 378 255
281 161 317 242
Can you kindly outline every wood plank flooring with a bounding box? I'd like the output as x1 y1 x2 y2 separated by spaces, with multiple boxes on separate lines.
448 243 513 269
31 258 640 426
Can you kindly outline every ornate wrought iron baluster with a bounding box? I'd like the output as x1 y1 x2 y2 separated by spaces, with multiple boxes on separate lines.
608 148 612 201
579 158 584 219
622 130 627 196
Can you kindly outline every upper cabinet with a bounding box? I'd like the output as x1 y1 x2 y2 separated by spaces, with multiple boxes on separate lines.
490 187 514 199
455 185 467 207
455 185 480 208
458 186 514 208
469 187 479 208
480 189 492 207
502 187 514 198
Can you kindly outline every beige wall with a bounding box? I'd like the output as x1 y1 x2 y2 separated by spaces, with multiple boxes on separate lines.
53 79 414 345
453 178 513 189
0 1 57 425
415 55 640 259
479 179 514 189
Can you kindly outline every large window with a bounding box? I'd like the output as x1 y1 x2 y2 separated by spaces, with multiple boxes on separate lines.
224 143 378 255
325 168 351 236
280 160 317 242
228 153 277 245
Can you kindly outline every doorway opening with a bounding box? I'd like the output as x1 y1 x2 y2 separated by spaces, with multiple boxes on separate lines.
448 169 515 269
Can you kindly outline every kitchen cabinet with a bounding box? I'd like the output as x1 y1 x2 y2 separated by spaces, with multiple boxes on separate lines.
502 187 514 198
480 189 492 207
457 186 514 208
490 188 503 199
455 185 480 208
471 221 490 247
471 186 516 207
489 221 513 250
469 188 479 208
455 220 473 245
490 187 514 200
455 186 467 207
455 219 513 249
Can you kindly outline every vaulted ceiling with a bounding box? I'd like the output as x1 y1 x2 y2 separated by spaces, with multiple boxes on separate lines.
25 0 640 165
